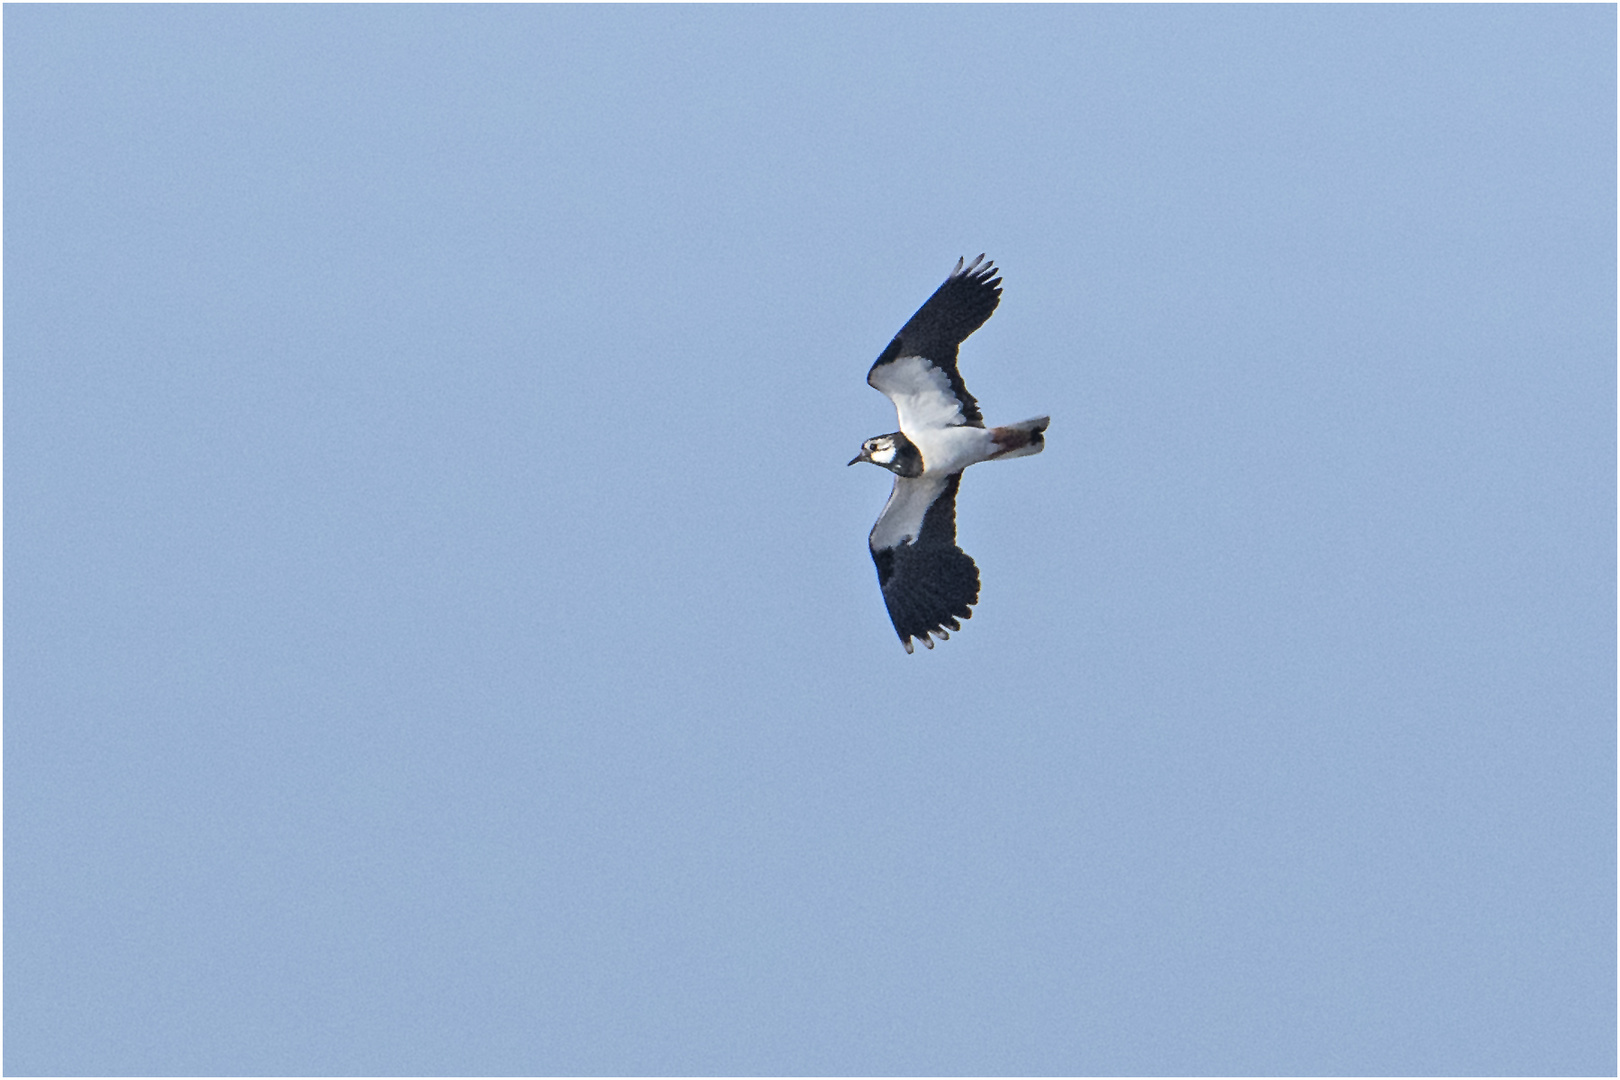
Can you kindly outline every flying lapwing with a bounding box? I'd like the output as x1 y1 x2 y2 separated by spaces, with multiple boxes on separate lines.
849 255 1049 653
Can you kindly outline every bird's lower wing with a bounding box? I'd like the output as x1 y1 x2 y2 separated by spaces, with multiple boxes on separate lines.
869 473 980 653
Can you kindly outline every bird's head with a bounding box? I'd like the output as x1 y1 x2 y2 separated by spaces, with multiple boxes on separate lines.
848 435 898 469
848 433 922 477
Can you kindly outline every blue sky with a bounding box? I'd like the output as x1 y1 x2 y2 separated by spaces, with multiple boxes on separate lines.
5 5 1614 1075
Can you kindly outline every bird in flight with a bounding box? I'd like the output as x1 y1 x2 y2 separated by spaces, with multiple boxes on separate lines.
849 255 1049 653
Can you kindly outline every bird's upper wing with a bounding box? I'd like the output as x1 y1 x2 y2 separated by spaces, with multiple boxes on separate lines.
867 255 1002 431
868 472 980 653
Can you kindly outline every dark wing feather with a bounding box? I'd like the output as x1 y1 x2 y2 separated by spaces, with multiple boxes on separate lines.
870 473 980 651
866 255 1002 426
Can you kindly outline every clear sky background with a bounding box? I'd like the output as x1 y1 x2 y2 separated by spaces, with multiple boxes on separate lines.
5 5 1614 1076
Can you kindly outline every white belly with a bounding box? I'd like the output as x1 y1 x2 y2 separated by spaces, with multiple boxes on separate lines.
910 425 1000 475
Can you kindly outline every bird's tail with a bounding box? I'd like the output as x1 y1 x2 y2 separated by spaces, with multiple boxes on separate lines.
988 415 1049 460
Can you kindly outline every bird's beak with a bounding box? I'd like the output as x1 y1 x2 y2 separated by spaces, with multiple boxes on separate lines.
847 452 865 466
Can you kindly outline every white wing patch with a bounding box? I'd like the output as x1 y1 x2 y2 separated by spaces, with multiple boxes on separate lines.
868 354 969 435
869 473 951 552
